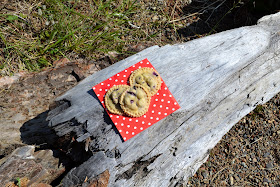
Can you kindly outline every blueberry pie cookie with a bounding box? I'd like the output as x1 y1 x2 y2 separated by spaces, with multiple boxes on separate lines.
105 85 130 115
129 67 161 96
120 85 151 117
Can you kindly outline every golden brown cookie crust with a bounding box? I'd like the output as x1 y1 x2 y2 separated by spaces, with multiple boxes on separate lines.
120 85 151 117
129 67 161 96
105 84 130 115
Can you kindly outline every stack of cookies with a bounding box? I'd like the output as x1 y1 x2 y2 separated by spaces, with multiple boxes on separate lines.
105 67 161 117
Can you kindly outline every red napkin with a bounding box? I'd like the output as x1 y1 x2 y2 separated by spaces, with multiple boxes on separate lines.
93 58 180 141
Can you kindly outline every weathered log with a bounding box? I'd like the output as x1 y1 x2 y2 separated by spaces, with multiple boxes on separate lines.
0 145 65 186
47 12 280 186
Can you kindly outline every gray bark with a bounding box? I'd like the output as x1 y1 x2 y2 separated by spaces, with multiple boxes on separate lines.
47 12 280 186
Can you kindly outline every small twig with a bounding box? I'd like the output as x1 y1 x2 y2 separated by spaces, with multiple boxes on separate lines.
128 21 140 29
171 0 179 21
250 137 263 145
244 180 256 186
197 0 225 14
205 0 227 23
260 166 280 170
168 12 202 23
210 166 229 183
207 0 243 35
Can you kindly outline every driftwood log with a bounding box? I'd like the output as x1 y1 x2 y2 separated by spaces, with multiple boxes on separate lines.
47 13 280 186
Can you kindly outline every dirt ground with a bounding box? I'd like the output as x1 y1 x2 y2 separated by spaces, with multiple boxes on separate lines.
1 0 280 186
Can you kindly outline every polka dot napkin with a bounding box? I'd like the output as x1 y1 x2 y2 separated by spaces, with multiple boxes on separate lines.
92 58 180 141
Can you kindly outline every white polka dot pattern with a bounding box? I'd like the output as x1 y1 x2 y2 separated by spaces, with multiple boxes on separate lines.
92 58 180 141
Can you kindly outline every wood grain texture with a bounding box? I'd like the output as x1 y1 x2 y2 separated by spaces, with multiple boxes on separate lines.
47 13 280 186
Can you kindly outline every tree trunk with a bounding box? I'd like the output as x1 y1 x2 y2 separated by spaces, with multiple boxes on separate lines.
47 13 280 186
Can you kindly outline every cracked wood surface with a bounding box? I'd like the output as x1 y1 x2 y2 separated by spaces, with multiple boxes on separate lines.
47 13 280 186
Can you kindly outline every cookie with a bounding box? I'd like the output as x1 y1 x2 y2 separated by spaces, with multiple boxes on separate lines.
120 85 151 117
129 67 161 96
105 84 130 115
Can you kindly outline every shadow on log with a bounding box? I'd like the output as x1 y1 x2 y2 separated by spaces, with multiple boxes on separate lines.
20 111 57 147
45 12 280 186
19 109 93 172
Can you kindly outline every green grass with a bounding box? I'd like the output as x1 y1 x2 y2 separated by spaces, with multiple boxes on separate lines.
0 0 251 76
0 0 144 75
16 177 21 187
